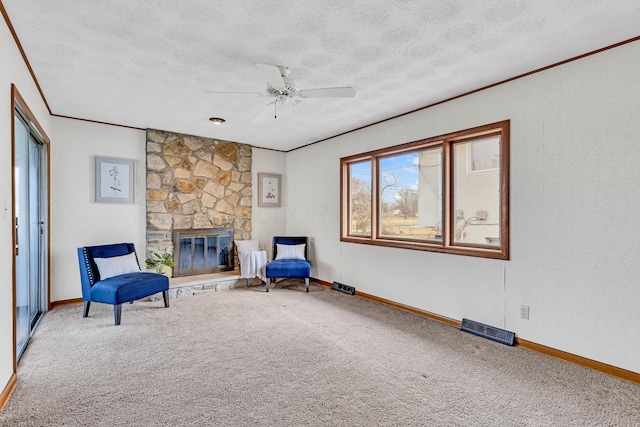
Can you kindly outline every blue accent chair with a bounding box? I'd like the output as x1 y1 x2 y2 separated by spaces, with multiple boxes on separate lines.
265 236 311 292
77 243 170 325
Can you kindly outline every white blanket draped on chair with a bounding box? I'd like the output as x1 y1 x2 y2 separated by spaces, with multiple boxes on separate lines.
239 250 267 282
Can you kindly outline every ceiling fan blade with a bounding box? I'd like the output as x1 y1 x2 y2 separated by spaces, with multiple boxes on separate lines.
205 91 263 95
256 63 286 90
299 87 356 98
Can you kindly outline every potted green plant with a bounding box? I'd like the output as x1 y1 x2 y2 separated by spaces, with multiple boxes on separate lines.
145 252 175 275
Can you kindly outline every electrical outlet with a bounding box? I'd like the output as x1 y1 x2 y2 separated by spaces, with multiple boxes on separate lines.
520 305 530 320
477 210 488 220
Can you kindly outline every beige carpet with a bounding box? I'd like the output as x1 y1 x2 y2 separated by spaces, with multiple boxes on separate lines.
1 282 639 426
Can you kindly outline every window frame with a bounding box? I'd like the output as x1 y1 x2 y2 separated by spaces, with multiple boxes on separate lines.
346 159 374 237
340 120 510 260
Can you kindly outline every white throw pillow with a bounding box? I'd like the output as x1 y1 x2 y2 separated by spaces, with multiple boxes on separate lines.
94 252 141 280
235 240 260 253
275 243 306 261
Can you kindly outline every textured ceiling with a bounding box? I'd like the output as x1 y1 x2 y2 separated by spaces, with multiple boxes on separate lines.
3 1 640 151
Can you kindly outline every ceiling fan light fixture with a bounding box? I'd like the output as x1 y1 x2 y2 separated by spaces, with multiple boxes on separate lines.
209 64 356 124
209 117 225 125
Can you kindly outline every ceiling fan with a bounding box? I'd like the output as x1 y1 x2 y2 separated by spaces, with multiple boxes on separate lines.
207 63 356 123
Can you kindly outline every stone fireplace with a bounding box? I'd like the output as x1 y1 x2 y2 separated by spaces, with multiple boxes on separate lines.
145 129 252 276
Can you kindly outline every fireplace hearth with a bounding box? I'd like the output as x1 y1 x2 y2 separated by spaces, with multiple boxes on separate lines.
173 228 234 277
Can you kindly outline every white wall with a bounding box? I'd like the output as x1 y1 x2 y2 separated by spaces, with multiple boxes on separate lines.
50 118 147 301
251 148 287 258
0 16 52 396
285 40 640 373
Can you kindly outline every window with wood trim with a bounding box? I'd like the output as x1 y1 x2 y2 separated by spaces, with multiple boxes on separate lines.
341 120 509 260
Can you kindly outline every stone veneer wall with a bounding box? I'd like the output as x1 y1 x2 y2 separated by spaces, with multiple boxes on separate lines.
145 129 252 268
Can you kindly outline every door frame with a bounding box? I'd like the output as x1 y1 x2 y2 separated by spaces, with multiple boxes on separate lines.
11 85 51 371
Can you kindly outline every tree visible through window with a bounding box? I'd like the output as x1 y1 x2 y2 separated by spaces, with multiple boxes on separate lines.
349 161 372 235
341 121 509 260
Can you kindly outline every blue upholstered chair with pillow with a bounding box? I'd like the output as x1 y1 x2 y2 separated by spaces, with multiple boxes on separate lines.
77 242 170 325
265 236 311 292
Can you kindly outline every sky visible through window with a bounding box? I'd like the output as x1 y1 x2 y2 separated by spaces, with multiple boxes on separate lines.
351 155 420 202
350 161 371 182
380 153 419 201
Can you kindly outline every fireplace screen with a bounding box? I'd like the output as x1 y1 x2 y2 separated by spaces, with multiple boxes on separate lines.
173 228 234 277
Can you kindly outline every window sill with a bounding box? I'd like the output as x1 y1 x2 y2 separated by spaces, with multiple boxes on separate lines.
341 236 509 260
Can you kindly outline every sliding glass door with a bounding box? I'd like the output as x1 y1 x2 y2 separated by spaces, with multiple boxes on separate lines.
14 110 48 360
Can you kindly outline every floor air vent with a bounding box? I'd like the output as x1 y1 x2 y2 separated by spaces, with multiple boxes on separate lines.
460 318 515 346
331 282 355 295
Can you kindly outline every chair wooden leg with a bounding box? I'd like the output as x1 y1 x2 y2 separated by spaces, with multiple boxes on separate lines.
114 304 122 326
266 278 270 292
83 301 90 318
305 278 309 292
163 290 170 307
